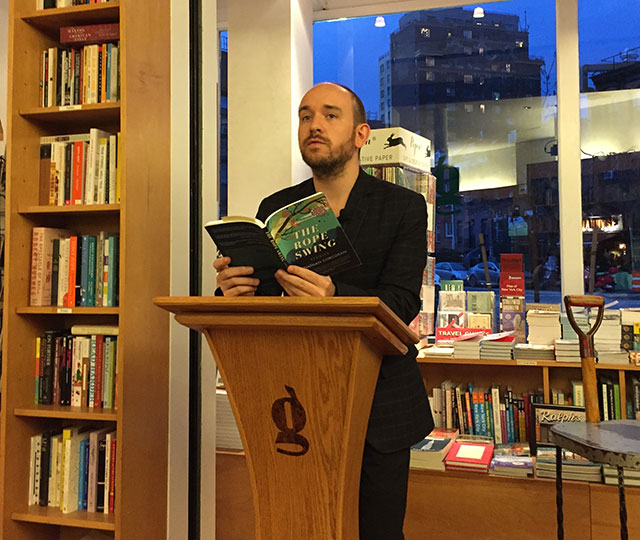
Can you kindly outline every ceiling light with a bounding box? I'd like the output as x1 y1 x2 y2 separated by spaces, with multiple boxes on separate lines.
473 7 485 18
375 16 386 27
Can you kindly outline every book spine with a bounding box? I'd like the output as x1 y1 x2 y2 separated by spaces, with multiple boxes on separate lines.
60 23 120 45
94 335 104 408
108 437 116 513
67 236 78 307
39 432 51 506
30 228 44 306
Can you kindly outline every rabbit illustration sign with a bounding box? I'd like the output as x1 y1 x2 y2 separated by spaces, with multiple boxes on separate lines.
360 127 432 171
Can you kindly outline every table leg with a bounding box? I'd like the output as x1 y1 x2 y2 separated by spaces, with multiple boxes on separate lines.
617 466 628 540
556 447 564 540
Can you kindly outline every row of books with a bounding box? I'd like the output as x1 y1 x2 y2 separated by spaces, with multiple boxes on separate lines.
40 44 120 108
411 430 624 485
29 426 117 515
430 382 544 445
30 227 120 307
363 165 436 253
35 326 118 409
41 129 120 206
38 0 116 8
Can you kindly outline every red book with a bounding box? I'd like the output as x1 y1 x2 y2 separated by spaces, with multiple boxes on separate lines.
67 235 78 307
72 141 85 204
444 441 494 472
60 23 119 45
108 437 117 513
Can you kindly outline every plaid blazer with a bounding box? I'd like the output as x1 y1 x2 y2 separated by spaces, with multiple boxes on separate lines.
256 168 434 453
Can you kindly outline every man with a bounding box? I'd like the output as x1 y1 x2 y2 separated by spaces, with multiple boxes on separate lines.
214 82 433 539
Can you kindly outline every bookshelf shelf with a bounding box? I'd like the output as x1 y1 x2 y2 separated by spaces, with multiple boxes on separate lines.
14 405 117 421
19 103 121 125
418 356 640 371
19 203 120 215
12 506 115 531
16 306 119 315
22 2 119 34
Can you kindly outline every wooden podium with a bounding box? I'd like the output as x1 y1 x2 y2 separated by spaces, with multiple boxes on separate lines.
154 296 419 540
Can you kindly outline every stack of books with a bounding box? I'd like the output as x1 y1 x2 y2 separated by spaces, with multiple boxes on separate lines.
593 310 622 358
480 333 515 360
513 343 555 361
554 339 581 362
535 447 602 482
561 312 589 340
489 442 533 478
453 333 485 359
419 345 454 358
526 310 562 346
410 428 458 471
603 465 640 487
444 437 494 473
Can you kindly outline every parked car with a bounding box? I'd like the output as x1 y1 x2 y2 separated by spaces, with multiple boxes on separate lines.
435 261 468 282
466 261 500 287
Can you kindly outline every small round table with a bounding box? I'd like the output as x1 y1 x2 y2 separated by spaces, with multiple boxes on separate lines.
550 420 640 540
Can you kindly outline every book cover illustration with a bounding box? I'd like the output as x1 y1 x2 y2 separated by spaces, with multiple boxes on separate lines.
205 192 360 284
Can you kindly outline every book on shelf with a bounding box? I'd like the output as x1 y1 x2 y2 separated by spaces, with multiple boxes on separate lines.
489 442 533 478
444 439 494 473
535 447 602 482
60 23 120 45
410 429 458 471
205 192 361 283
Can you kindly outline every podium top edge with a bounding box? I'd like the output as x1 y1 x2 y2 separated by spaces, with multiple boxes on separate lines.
153 296 418 345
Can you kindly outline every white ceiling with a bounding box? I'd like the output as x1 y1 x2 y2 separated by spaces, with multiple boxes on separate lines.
217 0 502 27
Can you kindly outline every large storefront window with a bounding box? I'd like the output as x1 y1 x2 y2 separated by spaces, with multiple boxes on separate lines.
579 2 640 306
314 1 559 303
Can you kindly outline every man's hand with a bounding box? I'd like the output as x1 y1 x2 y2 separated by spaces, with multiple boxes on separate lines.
214 256 260 296
275 265 335 297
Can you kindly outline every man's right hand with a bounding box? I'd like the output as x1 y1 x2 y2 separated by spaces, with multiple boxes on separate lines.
213 256 260 296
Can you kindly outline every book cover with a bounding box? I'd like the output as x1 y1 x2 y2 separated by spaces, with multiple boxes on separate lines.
444 440 494 471
205 192 360 282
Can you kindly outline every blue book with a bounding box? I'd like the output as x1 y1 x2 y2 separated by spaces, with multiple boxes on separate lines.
87 236 97 306
105 43 112 102
80 235 90 306
78 438 87 510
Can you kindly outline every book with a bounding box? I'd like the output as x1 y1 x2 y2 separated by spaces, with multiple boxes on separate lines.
30 227 70 306
205 192 361 283
410 436 456 471
444 440 494 472
60 23 120 45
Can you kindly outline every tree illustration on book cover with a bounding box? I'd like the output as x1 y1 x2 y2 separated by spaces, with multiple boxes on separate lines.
265 193 359 273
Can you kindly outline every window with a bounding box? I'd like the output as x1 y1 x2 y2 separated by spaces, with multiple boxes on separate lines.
506 63 512 73
516 40 524 48
313 1 559 298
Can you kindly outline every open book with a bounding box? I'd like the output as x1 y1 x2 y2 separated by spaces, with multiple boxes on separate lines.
205 192 360 284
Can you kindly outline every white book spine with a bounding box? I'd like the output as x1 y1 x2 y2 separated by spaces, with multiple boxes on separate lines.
491 387 503 444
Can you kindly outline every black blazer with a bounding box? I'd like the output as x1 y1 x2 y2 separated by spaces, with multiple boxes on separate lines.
256 169 434 453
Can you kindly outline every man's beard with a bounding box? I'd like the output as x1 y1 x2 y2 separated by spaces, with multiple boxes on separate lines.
301 134 357 180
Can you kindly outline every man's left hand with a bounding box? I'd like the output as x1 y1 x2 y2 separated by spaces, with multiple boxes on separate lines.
275 265 336 297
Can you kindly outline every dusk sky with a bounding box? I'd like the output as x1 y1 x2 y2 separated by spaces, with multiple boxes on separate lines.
313 0 640 118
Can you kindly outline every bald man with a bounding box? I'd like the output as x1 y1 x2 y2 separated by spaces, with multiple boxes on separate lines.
215 83 433 539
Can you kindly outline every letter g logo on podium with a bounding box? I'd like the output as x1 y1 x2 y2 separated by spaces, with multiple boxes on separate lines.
271 385 310 456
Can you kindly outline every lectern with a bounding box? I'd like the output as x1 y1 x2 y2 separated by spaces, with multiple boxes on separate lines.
153 296 419 540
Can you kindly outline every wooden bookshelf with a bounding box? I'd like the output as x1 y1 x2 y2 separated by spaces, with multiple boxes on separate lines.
418 356 639 414
1 1 170 538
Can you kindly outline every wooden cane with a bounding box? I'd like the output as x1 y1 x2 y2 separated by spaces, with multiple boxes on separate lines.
563 295 605 423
